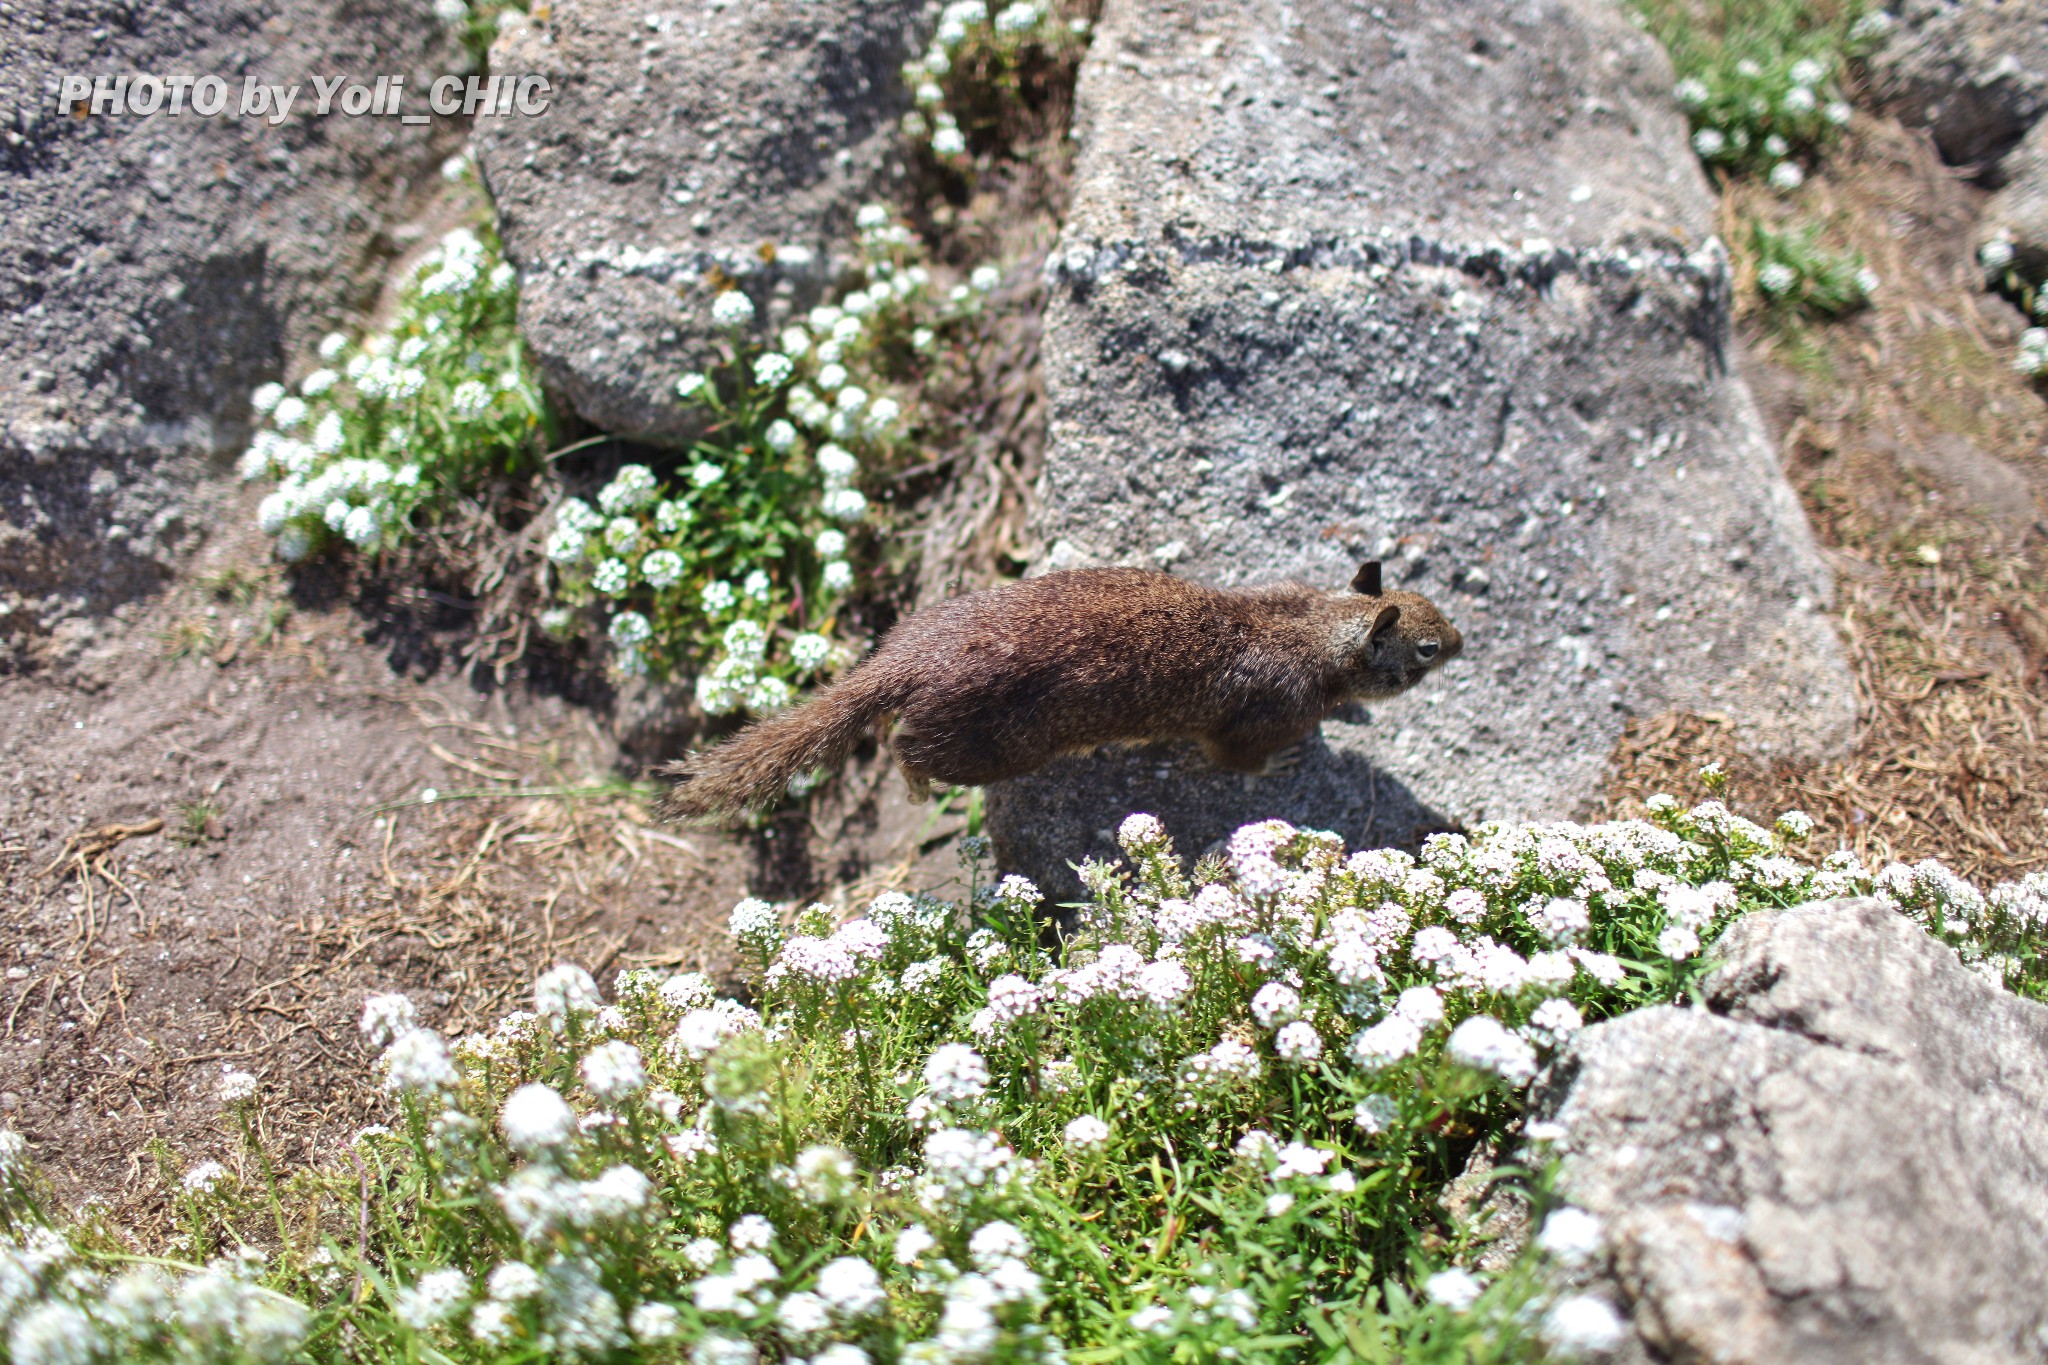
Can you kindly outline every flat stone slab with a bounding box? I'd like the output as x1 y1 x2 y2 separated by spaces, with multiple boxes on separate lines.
1534 899 2048 1363
987 0 1853 890
474 0 921 443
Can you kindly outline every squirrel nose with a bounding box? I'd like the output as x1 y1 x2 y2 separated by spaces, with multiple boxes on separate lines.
1416 639 1440 660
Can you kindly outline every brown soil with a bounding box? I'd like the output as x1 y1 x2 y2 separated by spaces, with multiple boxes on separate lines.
0 502 985 1229
1601 116 2048 884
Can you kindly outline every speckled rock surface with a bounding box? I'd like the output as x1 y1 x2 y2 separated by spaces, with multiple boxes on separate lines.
1986 116 2048 269
1868 0 2048 168
986 0 1853 891
0 0 464 666
472 0 920 444
1532 899 2048 1364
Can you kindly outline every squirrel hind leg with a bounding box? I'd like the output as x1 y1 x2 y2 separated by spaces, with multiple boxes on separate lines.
898 760 936 805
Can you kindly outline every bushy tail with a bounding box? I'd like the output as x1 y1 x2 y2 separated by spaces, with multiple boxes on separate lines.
663 666 910 821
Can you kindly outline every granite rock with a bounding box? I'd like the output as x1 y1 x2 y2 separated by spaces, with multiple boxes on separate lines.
985 0 1853 892
0 0 465 662
472 0 922 443
1867 0 2048 169
1534 899 2048 1364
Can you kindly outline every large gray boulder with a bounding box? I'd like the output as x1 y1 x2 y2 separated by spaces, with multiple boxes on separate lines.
1985 116 2048 270
472 0 920 443
0 0 463 666
1867 0 2048 169
1534 899 2048 1364
986 0 1853 889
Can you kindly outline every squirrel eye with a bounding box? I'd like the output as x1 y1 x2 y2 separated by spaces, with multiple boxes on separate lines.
1416 640 1440 660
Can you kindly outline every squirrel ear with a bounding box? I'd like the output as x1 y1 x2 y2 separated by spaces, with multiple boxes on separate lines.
1366 603 1401 644
1351 561 1383 595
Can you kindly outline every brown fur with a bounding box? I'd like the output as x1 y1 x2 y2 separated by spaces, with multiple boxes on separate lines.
663 564 1463 820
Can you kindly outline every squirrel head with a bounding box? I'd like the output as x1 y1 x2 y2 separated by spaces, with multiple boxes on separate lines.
1325 561 1463 698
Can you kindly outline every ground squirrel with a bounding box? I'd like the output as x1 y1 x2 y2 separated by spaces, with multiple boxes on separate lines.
664 561 1462 819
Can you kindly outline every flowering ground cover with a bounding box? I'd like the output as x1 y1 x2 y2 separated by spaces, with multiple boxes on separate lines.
2 791 2038 1364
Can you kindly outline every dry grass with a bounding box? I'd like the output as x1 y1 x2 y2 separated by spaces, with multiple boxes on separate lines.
1602 117 2048 884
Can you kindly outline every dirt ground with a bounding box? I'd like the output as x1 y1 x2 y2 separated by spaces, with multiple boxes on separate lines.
4 104 2043 1224
0 501 979 1223
1603 116 2048 884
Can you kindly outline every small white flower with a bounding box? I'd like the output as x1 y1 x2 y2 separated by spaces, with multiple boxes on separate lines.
1757 261 1798 295
182 1160 228 1194
1691 126 1727 158
252 382 286 413
1349 1013 1423 1068
1658 925 1700 961
823 489 868 522
765 418 798 452
1445 1015 1539 1086
360 993 418 1048
1353 1094 1399 1135
501 1083 577 1154
730 1213 777 1251
1769 160 1805 191
753 352 795 388
711 290 756 328
1527 997 1585 1044
790 632 832 671
1264 1192 1295 1218
630 1302 681 1342
1271 1142 1331 1180
924 1043 990 1105
396 1267 470 1329
1541 1294 1627 1356
1275 1020 1323 1064
580 1040 647 1102
676 372 709 400
1250 981 1302 1029
1063 1114 1111 1151
487 1262 545 1301
1538 1207 1606 1268
1425 1268 1482 1312
381 1028 458 1093
535 963 601 1021
970 264 1001 293
592 558 631 596
933 125 968 156
701 579 737 612
641 550 683 589
1673 76 1708 108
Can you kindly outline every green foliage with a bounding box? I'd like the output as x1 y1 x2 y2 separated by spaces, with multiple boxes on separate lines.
18 794 2044 1363
1747 220 1874 317
239 222 552 563
902 0 1090 161
1633 0 1881 185
538 214 997 700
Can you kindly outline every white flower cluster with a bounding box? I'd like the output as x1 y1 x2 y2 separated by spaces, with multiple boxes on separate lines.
26 790 2031 1365
240 225 526 563
902 0 1065 158
1 1239 310 1365
1674 50 1851 192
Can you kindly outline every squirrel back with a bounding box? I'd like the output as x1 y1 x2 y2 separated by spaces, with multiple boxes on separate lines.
665 561 1461 820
